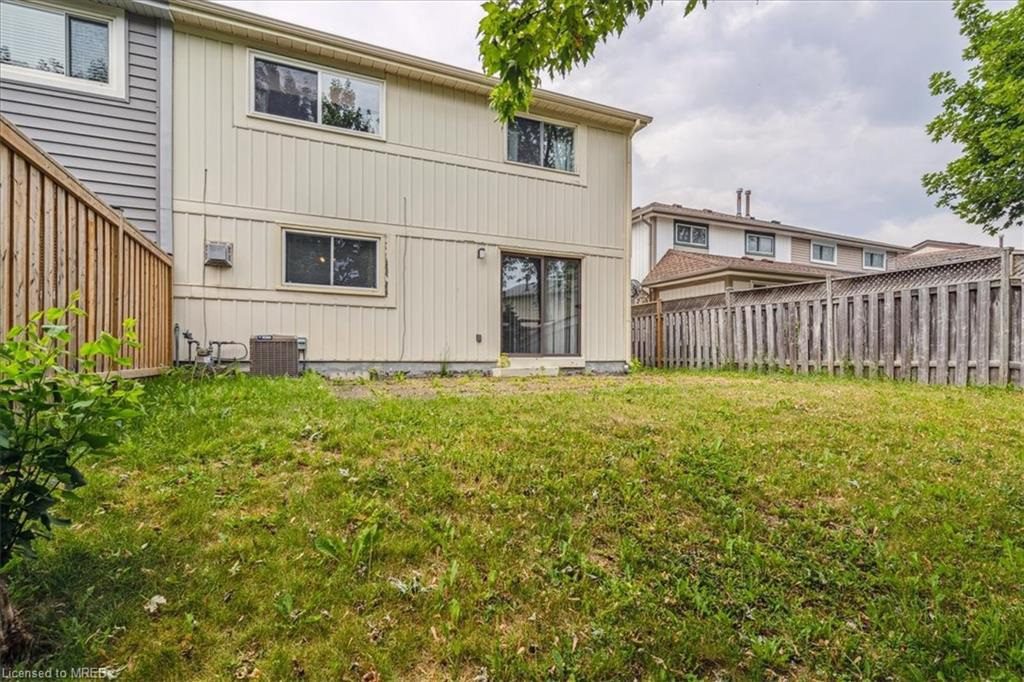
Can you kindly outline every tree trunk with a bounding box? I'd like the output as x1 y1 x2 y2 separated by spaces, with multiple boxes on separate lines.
0 578 31 663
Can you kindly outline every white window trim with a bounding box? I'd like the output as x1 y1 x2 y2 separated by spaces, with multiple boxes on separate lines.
504 113 579 176
745 231 776 258
279 226 385 296
0 0 126 99
863 249 887 271
673 220 709 249
810 240 838 266
248 49 386 141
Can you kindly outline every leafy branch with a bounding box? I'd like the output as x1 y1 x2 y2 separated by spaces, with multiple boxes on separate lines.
478 0 706 123
0 293 144 567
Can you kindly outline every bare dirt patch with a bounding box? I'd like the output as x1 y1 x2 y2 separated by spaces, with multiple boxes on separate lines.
331 374 636 400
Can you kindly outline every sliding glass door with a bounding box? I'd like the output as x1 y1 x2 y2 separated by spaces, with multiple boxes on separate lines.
501 254 581 356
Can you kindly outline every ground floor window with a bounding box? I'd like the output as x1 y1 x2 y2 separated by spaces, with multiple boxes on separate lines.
501 253 581 356
282 228 379 291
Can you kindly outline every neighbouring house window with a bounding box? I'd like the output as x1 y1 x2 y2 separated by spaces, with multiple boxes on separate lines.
863 249 886 270
811 241 837 265
253 53 383 136
674 221 709 248
0 0 123 95
507 116 575 172
745 231 775 257
283 230 379 290
501 254 581 355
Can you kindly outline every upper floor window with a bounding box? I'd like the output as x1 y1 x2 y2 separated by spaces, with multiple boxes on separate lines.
252 53 384 138
674 221 708 248
745 231 775 257
283 228 382 293
811 241 837 265
863 249 887 270
0 0 125 97
507 116 575 172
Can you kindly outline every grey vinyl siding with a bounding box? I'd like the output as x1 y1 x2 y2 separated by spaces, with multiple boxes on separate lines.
0 11 161 241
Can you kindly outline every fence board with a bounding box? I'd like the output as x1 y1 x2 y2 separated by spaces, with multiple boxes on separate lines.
977 280 990 386
999 250 1012 385
852 295 864 377
955 282 970 386
918 286 931 385
882 290 895 379
824 277 834 375
900 289 912 381
936 284 950 385
0 144 11 331
1 115 172 375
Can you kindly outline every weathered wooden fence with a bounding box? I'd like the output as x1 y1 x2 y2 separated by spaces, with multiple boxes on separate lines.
633 251 1024 387
0 115 173 376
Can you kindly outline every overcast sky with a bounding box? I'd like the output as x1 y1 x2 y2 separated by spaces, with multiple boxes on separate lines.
221 0 1019 248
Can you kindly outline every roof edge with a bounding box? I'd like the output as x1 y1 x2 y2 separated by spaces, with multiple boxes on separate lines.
642 251 859 287
169 0 653 129
909 239 983 251
634 202 910 253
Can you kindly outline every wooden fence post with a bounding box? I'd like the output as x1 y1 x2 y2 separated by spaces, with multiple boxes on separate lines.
724 288 734 367
824 276 835 375
654 298 664 368
998 247 1012 386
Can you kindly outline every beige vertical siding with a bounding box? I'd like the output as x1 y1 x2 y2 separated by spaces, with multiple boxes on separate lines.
792 237 884 273
837 244 865 271
657 279 728 301
171 31 633 366
792 237 810 263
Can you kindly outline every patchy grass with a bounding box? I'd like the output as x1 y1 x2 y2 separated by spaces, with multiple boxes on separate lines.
7 370 1024 680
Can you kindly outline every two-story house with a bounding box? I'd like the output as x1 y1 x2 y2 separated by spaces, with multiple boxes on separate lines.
1 0 651 375
632 199 909 300
169 0 650 375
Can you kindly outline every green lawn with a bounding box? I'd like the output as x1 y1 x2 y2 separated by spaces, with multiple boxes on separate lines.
8 371 1024 680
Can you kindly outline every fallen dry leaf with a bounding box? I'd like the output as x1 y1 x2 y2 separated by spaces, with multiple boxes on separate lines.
143 595 167 615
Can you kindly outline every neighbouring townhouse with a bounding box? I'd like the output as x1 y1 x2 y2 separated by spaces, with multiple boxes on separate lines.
1 0 651 375
632 195 909 300
0 0 173 250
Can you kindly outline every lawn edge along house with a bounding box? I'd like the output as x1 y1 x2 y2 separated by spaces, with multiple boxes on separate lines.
167 0 651 375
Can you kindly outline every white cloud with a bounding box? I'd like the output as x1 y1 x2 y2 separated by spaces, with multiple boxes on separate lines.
217 0 1010 248
868 213 1013 248
218 0 485 71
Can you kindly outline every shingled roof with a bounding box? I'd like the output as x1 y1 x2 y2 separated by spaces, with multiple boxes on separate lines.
890 246 1005 271
642 250 857 287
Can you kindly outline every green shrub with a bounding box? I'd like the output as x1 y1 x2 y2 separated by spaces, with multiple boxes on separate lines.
0 296 144 567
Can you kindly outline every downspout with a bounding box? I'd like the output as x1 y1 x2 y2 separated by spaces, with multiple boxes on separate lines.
156 18 174 254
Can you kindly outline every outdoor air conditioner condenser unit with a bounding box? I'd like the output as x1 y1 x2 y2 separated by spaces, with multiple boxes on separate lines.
249 335 300 376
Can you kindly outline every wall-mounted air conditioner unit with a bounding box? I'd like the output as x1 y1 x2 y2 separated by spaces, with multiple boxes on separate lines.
204 241 233 267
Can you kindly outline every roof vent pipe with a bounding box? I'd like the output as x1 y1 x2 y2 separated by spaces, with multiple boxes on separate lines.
744 189 752 218
736 188 743 217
